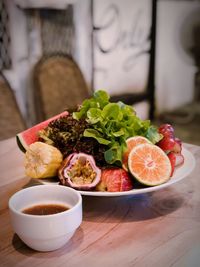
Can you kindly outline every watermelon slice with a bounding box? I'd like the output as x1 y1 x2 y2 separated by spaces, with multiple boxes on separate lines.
16 111 68 152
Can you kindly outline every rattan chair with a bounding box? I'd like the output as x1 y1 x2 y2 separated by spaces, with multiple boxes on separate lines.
0 74 26 140
33 54 92 123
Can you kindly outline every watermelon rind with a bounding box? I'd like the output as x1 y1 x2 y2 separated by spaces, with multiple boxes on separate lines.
16 135 27 152
16 111 68 153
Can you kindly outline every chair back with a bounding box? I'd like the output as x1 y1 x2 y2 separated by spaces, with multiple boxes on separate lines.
0 74 26 140
33 54 92 122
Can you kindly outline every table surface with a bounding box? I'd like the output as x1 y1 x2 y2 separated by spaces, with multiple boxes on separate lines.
0 137 200 267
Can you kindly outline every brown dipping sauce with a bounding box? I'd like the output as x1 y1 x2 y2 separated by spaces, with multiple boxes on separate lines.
22 203 70 215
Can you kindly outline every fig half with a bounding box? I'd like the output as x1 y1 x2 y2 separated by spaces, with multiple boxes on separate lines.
58 153 101 190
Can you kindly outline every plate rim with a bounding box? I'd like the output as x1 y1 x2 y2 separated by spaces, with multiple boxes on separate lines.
39 146 196 197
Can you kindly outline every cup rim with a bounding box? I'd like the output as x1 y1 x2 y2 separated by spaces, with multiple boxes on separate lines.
9 184 82 218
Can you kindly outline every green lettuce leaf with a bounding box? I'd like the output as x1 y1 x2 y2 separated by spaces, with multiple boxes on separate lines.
84 129 111 145
73 90 161 166
145 125 163 144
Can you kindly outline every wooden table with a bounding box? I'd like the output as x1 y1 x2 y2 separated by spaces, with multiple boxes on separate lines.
0 138 200 267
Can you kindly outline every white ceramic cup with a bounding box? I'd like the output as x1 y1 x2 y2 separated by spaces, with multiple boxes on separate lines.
9 184 82 252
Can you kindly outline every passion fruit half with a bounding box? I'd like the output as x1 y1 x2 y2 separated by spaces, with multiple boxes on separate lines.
58 153 101 190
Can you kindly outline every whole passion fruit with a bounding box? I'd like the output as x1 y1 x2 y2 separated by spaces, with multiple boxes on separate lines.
58 153 101 190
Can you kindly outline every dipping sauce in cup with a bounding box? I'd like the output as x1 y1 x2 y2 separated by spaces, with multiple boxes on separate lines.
9 185 82 252
22 203 70 215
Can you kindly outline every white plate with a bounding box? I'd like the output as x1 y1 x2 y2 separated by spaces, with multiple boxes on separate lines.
39 147 195 197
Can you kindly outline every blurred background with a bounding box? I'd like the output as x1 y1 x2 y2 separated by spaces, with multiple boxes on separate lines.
0 0 200 144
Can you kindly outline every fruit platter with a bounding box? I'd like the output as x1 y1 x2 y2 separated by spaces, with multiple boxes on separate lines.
16 90 195 196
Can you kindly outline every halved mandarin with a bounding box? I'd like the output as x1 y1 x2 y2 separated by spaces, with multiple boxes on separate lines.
122 136 151 171
128 143 172 186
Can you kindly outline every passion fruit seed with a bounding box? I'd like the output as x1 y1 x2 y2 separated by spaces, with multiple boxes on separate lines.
58 153 101 190
67 157 96 185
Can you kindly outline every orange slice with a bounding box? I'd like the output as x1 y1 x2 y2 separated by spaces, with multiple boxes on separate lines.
122 136 151 171
128 143 171 186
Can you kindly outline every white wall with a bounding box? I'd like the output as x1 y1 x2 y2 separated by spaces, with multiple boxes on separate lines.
73 0 92 87
156 0 200 113
3 0 29 120
4 0 200 124
93 0 151 97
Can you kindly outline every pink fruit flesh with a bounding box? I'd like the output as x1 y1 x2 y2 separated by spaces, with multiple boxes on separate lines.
16 111 68 152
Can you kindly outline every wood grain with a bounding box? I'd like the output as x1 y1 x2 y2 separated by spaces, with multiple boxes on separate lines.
0 138 199 267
